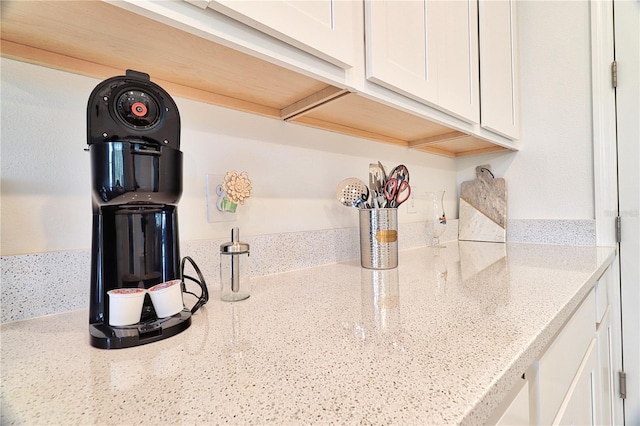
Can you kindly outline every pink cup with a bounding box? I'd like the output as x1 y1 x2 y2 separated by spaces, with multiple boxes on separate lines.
107 288 147 326
148 280 184 318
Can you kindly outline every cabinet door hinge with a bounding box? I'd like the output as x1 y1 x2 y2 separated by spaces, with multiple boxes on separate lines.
616 215 622 243
612 60 618 88
620 371 627 399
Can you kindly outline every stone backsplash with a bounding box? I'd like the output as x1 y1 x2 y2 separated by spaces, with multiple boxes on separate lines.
0 219 595 323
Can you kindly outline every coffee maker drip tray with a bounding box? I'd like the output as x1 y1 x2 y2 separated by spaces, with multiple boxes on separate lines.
89 309 191 349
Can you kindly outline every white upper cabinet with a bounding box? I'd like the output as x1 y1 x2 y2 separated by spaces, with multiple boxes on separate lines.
198 0 359 69
365 0 480 123
365 1 437 106
432 0 480 124
479 0 520 139
6 0 517 157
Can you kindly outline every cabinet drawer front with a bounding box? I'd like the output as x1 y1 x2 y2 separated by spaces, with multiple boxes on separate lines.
538 289 596 425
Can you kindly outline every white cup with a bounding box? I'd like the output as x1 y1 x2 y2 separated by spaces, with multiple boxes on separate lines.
148 279 184 318
107 288 147 326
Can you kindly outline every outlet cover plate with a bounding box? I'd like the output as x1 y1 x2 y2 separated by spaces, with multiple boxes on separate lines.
206 174 236 223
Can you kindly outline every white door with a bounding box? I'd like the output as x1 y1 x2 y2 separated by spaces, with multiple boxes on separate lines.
615 0 640 423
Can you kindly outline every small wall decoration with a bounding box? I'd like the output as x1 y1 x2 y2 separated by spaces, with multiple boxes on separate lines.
217 171 253 213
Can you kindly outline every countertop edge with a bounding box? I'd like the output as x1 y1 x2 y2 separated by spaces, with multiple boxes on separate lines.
460 245 617 425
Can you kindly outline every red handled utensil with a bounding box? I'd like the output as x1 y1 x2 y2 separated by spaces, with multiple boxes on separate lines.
384 178 411 208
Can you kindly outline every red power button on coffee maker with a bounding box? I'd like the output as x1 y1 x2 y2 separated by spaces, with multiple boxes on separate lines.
131 101 147 117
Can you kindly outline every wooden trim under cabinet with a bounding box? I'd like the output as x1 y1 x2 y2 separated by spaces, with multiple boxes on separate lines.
0 41 283 119
1 0 514 158
288 93 509 157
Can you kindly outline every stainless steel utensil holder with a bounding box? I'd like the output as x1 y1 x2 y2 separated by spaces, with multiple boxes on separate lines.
359 208 398 269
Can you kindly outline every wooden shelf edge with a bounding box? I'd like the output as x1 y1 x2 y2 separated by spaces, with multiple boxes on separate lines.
408 129 515 158
281 86 350 120
290 115 409 147
0 40 281 119
452 145 512 157
416 144 512 158
292 111 513 158
408 131 469 148
1 40 122 81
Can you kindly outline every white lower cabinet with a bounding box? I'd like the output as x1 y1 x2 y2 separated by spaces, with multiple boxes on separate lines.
489 262 622 425
537 290 596 425
595 309 614 426
552 338 597 425
594 264 621 426
490 374 530 425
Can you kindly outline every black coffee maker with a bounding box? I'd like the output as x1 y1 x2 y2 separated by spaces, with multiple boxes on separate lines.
87 70 205 349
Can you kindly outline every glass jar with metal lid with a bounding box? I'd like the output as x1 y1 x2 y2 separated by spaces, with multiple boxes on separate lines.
220 227 250 301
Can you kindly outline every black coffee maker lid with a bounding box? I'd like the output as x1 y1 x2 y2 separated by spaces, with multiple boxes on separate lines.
87 70 180 150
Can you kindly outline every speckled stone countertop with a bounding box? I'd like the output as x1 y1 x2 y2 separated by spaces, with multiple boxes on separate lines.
0 241 615 425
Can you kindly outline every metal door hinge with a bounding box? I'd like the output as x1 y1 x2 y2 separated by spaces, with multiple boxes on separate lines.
620 371 627 399
615 216 622 243
612 61 618 88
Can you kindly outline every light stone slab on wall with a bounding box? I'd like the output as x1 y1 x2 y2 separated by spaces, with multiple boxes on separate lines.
0 251 90 323
459 198 506 242
0 219 596 323
507 219 596 246
0 221 457 323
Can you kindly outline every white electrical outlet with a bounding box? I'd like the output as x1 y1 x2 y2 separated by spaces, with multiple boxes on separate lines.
206 174 237 223
407 190 417 214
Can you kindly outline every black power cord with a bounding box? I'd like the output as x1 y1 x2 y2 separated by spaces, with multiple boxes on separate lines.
180 256 209 314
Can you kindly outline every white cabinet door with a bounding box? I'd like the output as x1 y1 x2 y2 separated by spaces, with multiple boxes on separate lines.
494 377 530 425
553 339 597 425
365 1 437 106
433 0 479 123
537 290 596 425
365 0 479 123
593 262 622 426
478 0 520 139
596 308 614 426
204 0 358 69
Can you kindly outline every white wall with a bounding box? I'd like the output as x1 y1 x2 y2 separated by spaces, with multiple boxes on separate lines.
0 59 457 256
0 1 597 256
458 0 595 220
